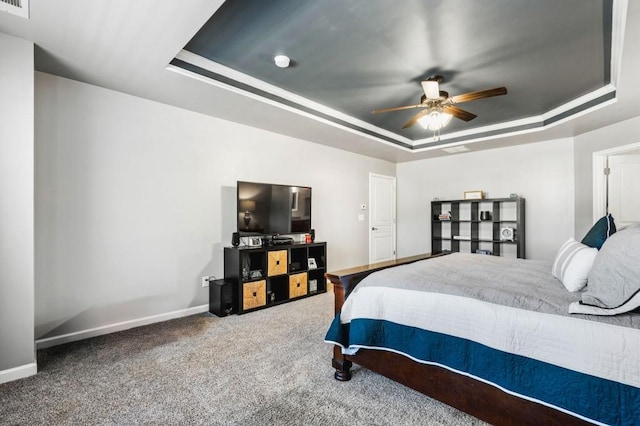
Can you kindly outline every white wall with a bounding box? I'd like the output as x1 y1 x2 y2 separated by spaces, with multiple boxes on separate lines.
0 33 36 382
396 138 575 261
573 115 640 237
34 72 395 343
27 68 640 354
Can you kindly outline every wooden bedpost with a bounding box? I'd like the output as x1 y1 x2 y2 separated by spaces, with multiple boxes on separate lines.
332 346 352 381
327 275 352 381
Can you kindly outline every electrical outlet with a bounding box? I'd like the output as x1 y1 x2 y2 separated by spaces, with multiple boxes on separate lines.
201 276 210 287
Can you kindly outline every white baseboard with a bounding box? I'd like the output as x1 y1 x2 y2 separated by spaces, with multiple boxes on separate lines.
35 304 209 350
0 362 37 384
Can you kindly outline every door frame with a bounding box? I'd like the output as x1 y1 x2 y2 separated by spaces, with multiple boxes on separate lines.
368 173 396 264
592 141 640 222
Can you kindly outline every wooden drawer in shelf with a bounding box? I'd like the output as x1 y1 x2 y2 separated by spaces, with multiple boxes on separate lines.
267 250 288 276
289 272 308 299
243 280 266 311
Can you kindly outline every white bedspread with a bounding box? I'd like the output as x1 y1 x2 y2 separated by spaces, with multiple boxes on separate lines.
339 253 640 388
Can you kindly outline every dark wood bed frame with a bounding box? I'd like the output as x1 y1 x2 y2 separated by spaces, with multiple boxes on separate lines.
326 254 592 426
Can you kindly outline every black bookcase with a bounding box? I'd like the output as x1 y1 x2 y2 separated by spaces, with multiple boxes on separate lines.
431 198 525 258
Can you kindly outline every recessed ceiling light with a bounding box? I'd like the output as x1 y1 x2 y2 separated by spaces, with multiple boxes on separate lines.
274 55 291 68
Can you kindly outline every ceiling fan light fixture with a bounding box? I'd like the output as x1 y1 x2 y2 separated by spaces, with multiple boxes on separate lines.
418 109 453 131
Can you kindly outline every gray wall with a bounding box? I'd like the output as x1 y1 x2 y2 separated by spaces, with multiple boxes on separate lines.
34 72 395 342
0 33 35 379
396 138 575 262
573 115 640 237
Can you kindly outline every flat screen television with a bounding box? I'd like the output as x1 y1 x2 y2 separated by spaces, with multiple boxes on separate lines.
237 181 312 236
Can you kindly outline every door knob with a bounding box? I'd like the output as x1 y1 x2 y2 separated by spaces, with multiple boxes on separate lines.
371 227 378 231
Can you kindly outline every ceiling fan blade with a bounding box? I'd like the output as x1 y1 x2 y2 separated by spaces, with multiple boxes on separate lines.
421 80 440 100
451 87 508 104
443 105 477 122
401 110 429 129
372 104 423 114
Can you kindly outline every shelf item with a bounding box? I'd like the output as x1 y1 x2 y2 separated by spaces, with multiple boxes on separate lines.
223 241 327 314
289 273 308 298
500 227 515 242
431 198 525 258
463 190 484 200
243 280 266 311
267 250 288 276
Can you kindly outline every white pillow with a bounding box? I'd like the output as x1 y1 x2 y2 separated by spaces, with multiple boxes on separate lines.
551 238 598 292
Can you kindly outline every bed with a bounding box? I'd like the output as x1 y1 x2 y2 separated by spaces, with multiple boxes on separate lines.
325 223 640 425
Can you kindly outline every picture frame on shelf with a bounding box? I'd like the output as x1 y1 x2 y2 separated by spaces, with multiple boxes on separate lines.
308 258 317 269
464 190 484 200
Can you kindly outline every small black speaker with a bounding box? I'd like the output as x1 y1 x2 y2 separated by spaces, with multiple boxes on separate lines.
310 229 315 242
209 279 236 317
231 232 240 247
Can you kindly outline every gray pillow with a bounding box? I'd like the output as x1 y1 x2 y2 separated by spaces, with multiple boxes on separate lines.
580 226 640 310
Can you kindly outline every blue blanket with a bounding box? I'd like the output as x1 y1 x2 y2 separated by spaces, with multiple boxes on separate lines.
326 315 639 425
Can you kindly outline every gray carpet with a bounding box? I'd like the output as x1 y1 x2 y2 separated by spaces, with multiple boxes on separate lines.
0 292 486 425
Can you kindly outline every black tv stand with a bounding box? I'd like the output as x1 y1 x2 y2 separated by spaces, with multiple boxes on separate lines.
223 241 327 314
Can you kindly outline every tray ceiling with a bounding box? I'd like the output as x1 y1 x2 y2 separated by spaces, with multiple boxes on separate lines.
172 0 617 151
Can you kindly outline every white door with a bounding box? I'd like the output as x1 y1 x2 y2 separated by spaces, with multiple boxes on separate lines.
608 154 640 228
369 174 396 264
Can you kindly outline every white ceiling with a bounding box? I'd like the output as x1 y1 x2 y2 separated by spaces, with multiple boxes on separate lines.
1 0 639 163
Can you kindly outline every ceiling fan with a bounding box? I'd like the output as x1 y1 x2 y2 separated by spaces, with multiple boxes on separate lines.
372 75 507 131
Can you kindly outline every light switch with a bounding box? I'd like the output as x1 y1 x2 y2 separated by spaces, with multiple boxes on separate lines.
358 214 365 221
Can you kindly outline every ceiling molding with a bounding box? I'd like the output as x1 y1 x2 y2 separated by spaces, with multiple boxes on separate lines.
168 52 415 152
412 86 618 151
171 50 415 147
172 47 621 156
611 0 629 86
